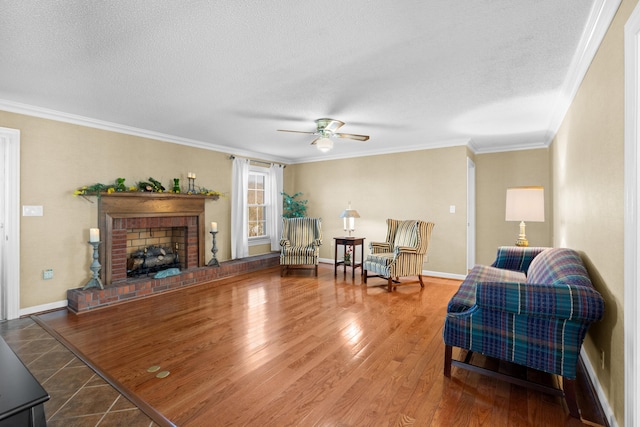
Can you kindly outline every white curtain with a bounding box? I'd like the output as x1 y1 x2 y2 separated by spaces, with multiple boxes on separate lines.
268 164 284 251
231 157 250 259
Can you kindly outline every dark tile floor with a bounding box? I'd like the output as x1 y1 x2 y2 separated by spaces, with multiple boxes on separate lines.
0 317 159 427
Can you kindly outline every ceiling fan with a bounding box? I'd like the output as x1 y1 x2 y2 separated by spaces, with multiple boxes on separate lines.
278 118 370 152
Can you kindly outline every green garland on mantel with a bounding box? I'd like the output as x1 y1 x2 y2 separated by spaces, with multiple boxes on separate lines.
73 177 223 199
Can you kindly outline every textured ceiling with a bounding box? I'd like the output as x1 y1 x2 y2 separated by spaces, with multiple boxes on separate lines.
0 1 618 163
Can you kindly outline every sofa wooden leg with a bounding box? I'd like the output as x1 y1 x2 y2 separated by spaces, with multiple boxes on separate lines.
315 265 318 276
444 345 452 377
563 377 580 418
418 274 424 287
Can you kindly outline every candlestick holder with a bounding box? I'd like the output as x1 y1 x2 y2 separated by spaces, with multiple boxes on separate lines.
83 241 104 290
187 176 196 193
207 231 220 267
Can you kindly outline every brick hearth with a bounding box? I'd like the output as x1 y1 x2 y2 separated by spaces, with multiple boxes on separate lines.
67 253 280 313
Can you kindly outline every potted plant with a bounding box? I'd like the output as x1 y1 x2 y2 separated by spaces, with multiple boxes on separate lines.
282 192 308 218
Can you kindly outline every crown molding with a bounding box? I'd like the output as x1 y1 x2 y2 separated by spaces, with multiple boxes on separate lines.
0 99 292 165
545 0 622 145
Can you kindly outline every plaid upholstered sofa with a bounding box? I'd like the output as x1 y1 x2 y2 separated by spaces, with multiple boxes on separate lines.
443 246 604 418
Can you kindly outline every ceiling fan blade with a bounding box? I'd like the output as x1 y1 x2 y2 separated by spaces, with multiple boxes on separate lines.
309 137 321 145
335 133 370 141
277 129 317 135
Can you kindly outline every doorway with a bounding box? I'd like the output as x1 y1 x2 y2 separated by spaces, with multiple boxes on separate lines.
0 127 20 320
467 157 476 271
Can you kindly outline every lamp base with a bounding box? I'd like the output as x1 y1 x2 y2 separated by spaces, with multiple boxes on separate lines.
514 220 529 247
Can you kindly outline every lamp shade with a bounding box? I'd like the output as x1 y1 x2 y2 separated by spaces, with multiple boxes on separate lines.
339 208 361 220
505 186 545 222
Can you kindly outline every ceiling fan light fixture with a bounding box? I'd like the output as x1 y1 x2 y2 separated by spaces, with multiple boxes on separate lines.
316 137 333 152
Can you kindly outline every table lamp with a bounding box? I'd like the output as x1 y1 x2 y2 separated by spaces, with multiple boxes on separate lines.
339 202 360 237
505 186 545 247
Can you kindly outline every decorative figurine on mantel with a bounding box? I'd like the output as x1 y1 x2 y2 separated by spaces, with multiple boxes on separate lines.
173 178 181 193
83 228 104 290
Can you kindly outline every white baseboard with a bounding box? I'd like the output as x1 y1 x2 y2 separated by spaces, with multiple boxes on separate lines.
19 300 68 317
580 347 618 427
319 259 466 281
422 270 466 281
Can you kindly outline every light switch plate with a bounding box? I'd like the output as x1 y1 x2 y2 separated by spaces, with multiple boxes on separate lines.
23 205 43 216
449 205 456 214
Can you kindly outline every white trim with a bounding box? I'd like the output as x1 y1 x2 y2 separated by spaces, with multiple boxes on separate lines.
422 270 466 281
0 99 291 165
467 157 476 271
19 300 68 317
580 347 618 427
624 4 640 426
545 0 623 144
293 138 472 164
1 127 20 320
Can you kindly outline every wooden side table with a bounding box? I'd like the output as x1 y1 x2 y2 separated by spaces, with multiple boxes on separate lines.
334 237 365 278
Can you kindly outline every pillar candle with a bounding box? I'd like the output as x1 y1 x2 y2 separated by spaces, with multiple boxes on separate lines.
89 228 100 242
211 222 218 232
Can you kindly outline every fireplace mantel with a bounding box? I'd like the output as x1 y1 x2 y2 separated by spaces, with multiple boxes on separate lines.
98 193 210 286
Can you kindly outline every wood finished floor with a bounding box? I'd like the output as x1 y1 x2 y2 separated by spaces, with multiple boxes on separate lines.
34 264 602 426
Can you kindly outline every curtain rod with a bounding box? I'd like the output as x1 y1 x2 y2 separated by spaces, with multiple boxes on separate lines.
228 155 287 167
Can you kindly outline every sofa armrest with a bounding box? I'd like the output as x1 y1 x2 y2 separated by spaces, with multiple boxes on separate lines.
313 239 322 247
394 245 419 255
370 241 392 253
475 281 605 321
279 239 290 248
490 246 549 273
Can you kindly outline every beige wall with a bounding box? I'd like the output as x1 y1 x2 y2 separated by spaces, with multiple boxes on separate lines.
475 149 553 265
551 1 636 425
1 110 233 309
287 146 470 275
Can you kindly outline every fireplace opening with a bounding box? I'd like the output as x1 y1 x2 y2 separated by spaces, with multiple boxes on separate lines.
126 227 186 277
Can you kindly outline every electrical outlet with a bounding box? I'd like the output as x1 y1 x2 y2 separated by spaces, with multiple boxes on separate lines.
43 269 54 280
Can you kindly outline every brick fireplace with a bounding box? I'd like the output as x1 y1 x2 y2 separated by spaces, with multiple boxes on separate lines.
66 192 281 313
97 193 206 286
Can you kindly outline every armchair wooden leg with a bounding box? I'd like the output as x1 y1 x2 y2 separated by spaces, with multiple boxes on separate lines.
563 378 580 418
363 270 368 283
444 345 452 377
418 274 424 287
387 277 393 292
315 265 318 276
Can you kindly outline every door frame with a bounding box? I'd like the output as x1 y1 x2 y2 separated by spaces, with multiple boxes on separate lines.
0 127 20 320
466 157 476 271
624 3 640 425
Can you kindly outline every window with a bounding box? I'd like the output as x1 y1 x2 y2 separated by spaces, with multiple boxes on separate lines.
231 158 283 258
248 167 269 244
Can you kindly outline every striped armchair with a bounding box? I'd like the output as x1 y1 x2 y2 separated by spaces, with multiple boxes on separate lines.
363 219 435 292
280 217 323 276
